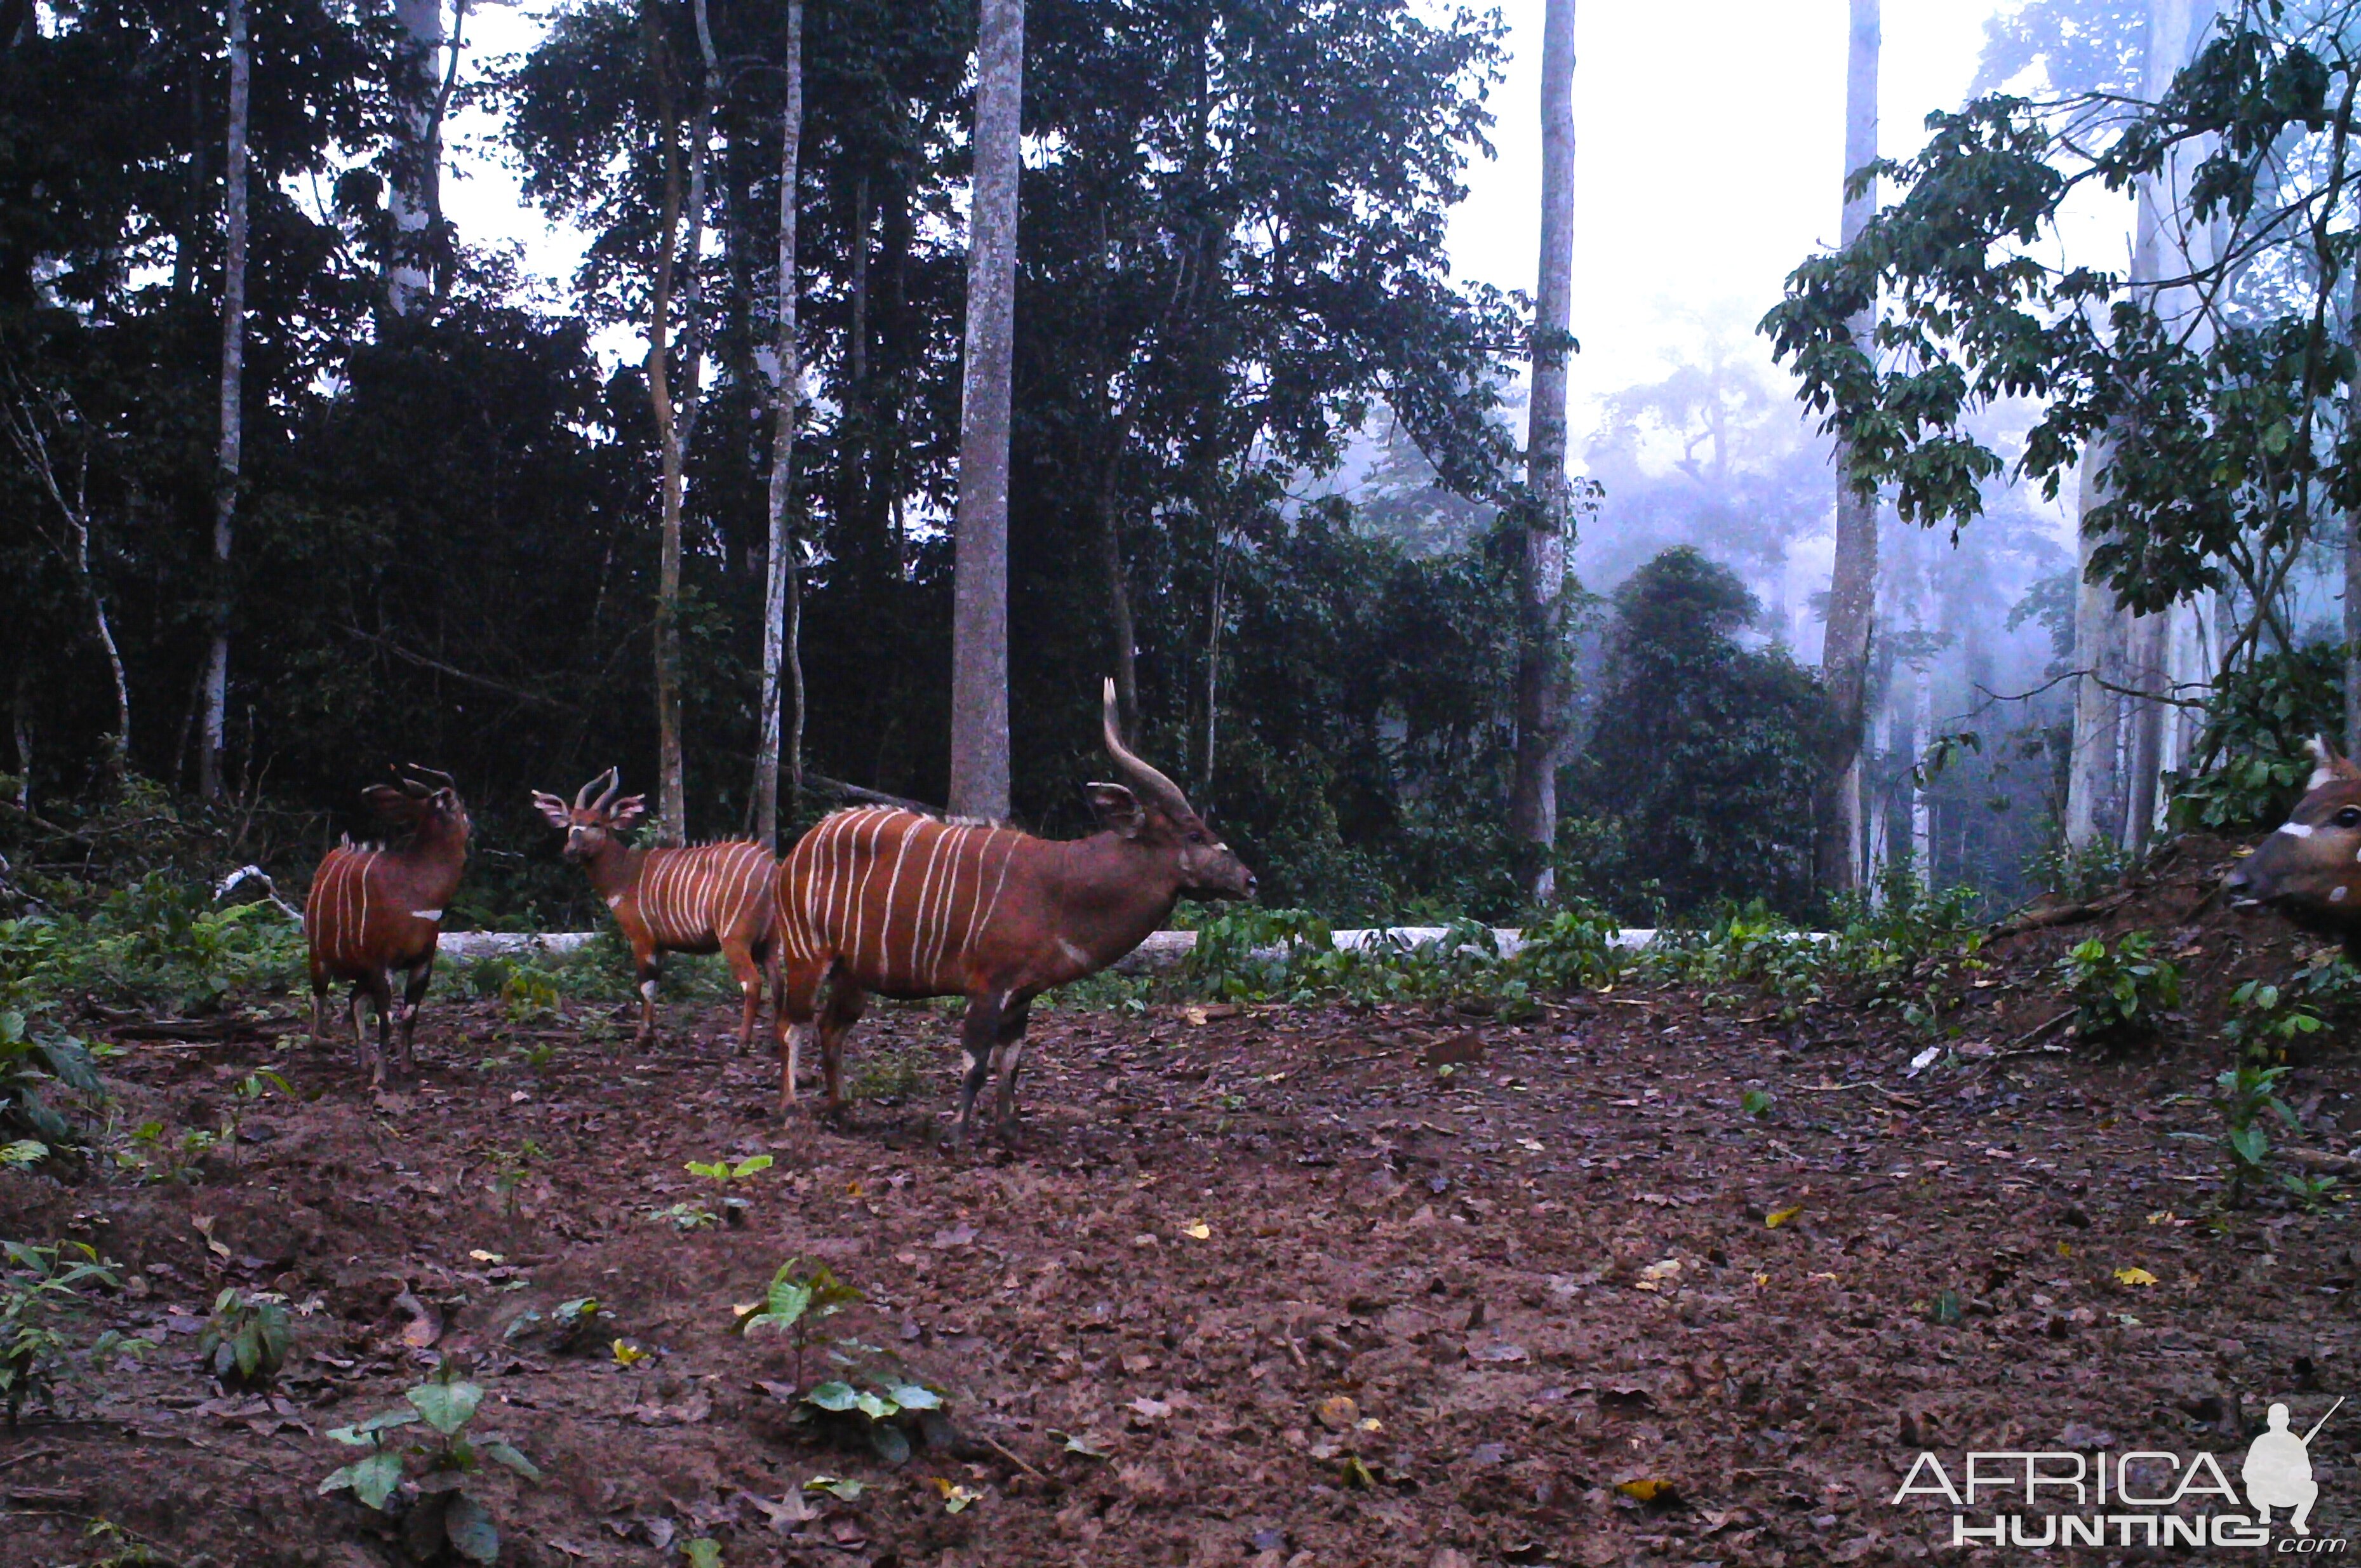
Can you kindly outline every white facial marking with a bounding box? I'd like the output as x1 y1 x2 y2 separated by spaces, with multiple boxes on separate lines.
2334 886 2350 903
605 892 625 909
409 908 443 921
2278 822 2317 839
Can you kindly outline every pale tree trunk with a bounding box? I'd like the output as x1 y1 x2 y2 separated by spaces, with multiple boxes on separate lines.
2064 441 2125 847
754 0 806 849
388 0 443 316
2082 0 2214 850
643 0 718 846
949 0 1024 821
200 0 251 800
1815 0 1880 894
1510 0 1577 904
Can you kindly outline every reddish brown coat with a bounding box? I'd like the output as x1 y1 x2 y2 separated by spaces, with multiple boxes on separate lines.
2226 738 2361 946
771 681 1254 1144
304 767 469 1083
533 770 777 1049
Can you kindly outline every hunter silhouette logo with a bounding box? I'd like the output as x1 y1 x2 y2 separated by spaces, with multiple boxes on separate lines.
2246 1398 2341 1536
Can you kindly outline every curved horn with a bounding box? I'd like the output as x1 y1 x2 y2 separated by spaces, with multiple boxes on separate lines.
401 763 457 787
1100 678 1192 819
391 765 433 799
592 767 624 814
573 767 617 812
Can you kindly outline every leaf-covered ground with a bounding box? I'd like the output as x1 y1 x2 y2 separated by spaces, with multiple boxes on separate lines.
6 862 2360 1567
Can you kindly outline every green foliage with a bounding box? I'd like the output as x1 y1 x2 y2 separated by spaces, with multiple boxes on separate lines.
1 1241 151 1424
489 1140 543 1218
2056 932 2181 1043
2212 1064 2304 1205
0 1007 102 1157
1640 877 1987 1033
2219 953 2361 1065
197 1288 291 1389
2170 645 2344 833
6 0 1526 927
320 1362 540 1565
1511 905 1629 993
1764 6 2361 701
803 1374 943 1466
685 1153 773 1224
740 1258 862 1388
2024 838 2134 903
0 879 305 1015
1563 549 1836 921
1180 901 1628 1015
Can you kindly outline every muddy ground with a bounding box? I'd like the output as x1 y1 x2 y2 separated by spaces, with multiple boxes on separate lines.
6 859 2361 1567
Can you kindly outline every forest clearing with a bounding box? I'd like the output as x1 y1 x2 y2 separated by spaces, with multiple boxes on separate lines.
18 0 2361 1563
8 840 2361 1567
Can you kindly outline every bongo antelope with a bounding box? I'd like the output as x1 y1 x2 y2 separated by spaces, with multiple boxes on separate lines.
772 680 1255 1145
305 765 471 1085
2226 736 2361 951
531 769 779 1050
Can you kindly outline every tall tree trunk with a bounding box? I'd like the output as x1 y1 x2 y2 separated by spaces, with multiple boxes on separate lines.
200 0 251 801
754 0 805 849
2064 441 2125 848
2082 0 2213 848
1814 0 1880 894
949 0 1024 821
388 0 443 316
1510 0 1577 904
643 0 718 846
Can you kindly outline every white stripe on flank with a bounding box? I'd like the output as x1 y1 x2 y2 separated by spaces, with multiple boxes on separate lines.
921 824 973 984
958 828 1003 958
410 908 442 921
870 819 921 987
846 816 893 976
906 819 956 989
967 829 1018 959
2279 822 2317 838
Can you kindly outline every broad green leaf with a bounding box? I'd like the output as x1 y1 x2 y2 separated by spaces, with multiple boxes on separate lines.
351 1407 422 1437
2230 1124 2271 1167
408 1379 483 1436
443 1492 500 1564
886 1383 940 1410
731 1155 773 1179
684 1541 723 1568
853 1391 894 1421
479 1438 542 1482
320 1448 404 1510
804 1381 859 1412
868 1421 912 1465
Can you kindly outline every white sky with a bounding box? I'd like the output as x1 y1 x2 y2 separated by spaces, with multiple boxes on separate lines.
1448 0 2008 434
